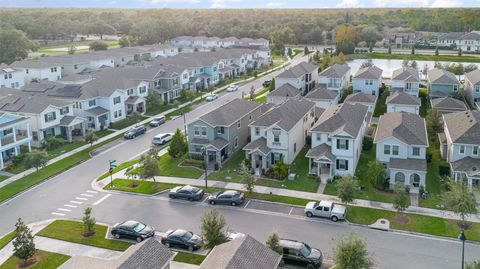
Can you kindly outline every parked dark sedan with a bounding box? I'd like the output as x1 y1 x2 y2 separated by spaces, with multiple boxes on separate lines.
262 80 272 88
111 220 155 242
161 229 203 251
207 190 245 206
169 185 204 201
123 125 146 139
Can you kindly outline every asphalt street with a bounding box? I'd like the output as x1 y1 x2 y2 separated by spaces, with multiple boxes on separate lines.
1 54 479 268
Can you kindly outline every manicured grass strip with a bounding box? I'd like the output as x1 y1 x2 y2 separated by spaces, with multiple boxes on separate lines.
0 135 122 203
255 96 267 103
104 179 181 194
157 154 204 178
0 231 15 250
110 115 149 130
419 88 428 118
348 53 480 63
245 192 310 207
166 99 203 120
347 206 480 241
47 141 87 160
37 220 132 251
97 160 140 181
0 249 70 269
373 89 389 117
173 251 206 265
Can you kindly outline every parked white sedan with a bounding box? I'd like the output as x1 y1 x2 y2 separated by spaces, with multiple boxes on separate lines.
226 85 238 92
205 93 219 101
152 133 173 146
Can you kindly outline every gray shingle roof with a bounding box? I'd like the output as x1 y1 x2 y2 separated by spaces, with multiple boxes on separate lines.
85 106 109 116
443 110 480 144
10 59 60 69
117 238 174 269
318 64 350 78
353 66 382 80
306 144 335 162
427 69 459 84
386 91 421 106
459 32 480 41
311 103 368 138
391 67 420 83
344 92 377 104
431 97 467 111
199 99 262 126
465 69 480 85
208 138 229 150
276 62 317 79
267 83 300 97
450 157 480 176
199 235 281 269
0 87 72 114
243 137 270 155
251 99 315 131
374 112 428 146
439 32 467 40
389 158 427 172
305 84 338 100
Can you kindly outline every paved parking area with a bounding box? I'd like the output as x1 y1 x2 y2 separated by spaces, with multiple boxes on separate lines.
243 200 306 217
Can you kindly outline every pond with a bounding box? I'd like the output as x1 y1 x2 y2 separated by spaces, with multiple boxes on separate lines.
347 58 480 79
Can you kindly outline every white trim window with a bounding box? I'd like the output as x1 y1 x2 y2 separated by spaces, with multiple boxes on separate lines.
392 145 399 156
460 145 465 154
201 126 207 136
473 146 479 156
234 136 238 148
412 147 420 156
384 145 391 155
194 126 200 136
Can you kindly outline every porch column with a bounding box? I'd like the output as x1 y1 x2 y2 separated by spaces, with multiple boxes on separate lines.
28 141 31 152
12 126 17 142
67 127 73 142
0 153 3 170
81 122 86 137
468 177 473 190
14 146 18 155
217 151 222 168
308 158 312 174
317 163 320 178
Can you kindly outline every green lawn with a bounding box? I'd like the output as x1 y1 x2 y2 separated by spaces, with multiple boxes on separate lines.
104 179 181 194
347 206 480 241
47 141 87 160
146 103 175 117
348 53 480 63
0 175 9 183
373 88 390 117
0 135 122 203
0 250 70 269
419 88 428 118
165 99 203 120
255 96 267 103
0 231 15 250
173 252 207 265
37 220 132 251
36 40 119 56
97 159 140 181
419 137 447 209
324 145 399 204
96 129 115 138
132 153 204 179
110 115 148 130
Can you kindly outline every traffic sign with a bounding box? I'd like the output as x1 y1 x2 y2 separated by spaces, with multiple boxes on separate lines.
109 160 117 168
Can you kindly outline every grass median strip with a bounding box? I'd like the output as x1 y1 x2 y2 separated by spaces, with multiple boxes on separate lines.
173 251 206 265
104 179 182 194
37 220 132 251
0 249 70 269
0 134 122 203
0 231 16 250
97 160 140 181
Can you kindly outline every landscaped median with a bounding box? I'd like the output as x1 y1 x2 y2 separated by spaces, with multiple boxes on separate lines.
0 231 16 250
0 249 70 269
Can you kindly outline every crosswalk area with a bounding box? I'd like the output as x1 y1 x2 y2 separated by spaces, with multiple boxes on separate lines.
50 190 110 217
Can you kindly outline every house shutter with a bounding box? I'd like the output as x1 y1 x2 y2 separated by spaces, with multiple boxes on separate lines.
345 160 349 170
44 114 48 122
336 159 339 169
345 140 349 150
336 139 340 149
53 112 56 120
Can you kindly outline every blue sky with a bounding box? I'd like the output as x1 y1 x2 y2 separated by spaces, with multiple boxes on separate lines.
0 0 478 8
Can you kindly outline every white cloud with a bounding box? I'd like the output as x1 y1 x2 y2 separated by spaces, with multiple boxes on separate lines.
266 1 283 7
431 0 462 7
336 0 361 8
210 0 242 8
374 0 429 7
141 0 200 3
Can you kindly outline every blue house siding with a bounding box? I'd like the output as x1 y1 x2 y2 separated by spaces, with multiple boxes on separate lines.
429 83 458 96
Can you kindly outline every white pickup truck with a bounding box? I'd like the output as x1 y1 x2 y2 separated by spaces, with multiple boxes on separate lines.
304 200 347 222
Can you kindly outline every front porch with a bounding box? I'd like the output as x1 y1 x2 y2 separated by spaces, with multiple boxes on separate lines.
125 96 146 115
59 116 86 142
388 158 427 193
189 138 230 169
305 143 336 181
85 107 110 131
243 137 272 175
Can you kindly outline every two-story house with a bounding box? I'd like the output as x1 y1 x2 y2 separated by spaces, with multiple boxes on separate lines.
386 91 421 114
244 99 316 174
441 111 480 189
374 112 428 191
0 113 32 169
391 67 420 97
275 62 318 95
352 66 383 96
344 92 377 113
430 96 467 115
10 60 62 84
318 64 351 94
464 69 480 105
304 84 340 109
266 84 301 105
427 69 460 98
187 99 264 168
306 103 369 179
0 65 25 89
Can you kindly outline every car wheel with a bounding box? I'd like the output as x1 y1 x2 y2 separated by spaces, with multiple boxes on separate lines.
306 263 315 269
231 201 237 206
188 197 194 202
188 245 194 252
169 194 175 199
136 237 143 243
331 216 339 222
114 233 120 239
165 242 170 248
306 212 313 218
209 200 216 205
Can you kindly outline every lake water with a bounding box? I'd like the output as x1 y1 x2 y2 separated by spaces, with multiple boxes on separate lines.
347 59 480 79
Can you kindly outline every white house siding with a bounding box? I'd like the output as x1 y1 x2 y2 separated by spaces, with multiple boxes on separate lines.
464 79 480 104
386 104 419 114
275 78 302 91
20 67 62 83
352 78 381 96
391 80 420 97
308 97 339 110
375 137 426 164
318 73 350 93
0 70 25 89
389 169 426 189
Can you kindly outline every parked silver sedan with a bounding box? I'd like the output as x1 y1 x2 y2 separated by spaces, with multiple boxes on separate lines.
207 190 245 206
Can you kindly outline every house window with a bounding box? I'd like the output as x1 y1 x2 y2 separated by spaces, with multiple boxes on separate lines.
337 139 349 150
44 112 56 123
201 126 207 136
234 136 238 148
32 131 38 141
194 126 200 136
60 107 69 115
74 65 78 70
384 145 391 155
26 69 29 74
249 114 252 121
113 96 121 105
3 129 12 136
365 80 373 86
89 100 96 107
273 129 281 143
475 85 480 93
392 145 399 155
412 147 420 156
114 111 118 118
316 133 321 141
255 127 260 136
453 85 458 91
127 89 134 95
474 146 479 155
237 120 241 129
139 86 147 94
460 145 465 154
336 159 349 170
118 109 122 117
217 127 225 135
294 143 297 153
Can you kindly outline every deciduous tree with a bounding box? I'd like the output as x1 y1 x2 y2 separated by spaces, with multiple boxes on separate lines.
0 29 38 64
85 130 98 146
336 176 357 204
89 40 108 51
365 160 387 189
393 182 410 212
140 155 160 182
443 177 477 228
168 129 187 158
333 233 374 269
24 151 48 172
266 232 282 254
201 209 228 249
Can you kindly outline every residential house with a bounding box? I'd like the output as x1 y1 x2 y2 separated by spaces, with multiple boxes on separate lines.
352 66 383 96
10 60 62 83
464 69 480 105
171 36 269 49
244 99 316 174
266 83 301 105
304 84 340 109
318 64 351 94
438 32 480 52
275 62 318 95
187 99 264 168
441 111 480 189
306 103 369 179
384 32 417 49
386 91 421 114
374 112 428 191
0 65 25 89
391 67 420 97
344 92 377 113
438 32 467 48
59 237 174 269
0 113 32 169
431 96 467 114
427 69 460 98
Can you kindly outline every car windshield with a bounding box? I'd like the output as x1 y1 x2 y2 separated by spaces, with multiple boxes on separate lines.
300 244 311 257
133 223 146 233
182 231 193 241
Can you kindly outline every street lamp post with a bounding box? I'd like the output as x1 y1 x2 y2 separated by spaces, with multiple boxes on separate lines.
202 147 208 189
459 229 467 269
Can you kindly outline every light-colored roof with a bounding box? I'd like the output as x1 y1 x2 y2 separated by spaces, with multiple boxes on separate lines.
391 67 420 83
251 99 315 131
243 137 270 155
199 235 281 269
389 158 427 172
451 157 480 176
267 83 300 98
374 112 428 146
311 103 368 138
198 98 261 127
0 87 71 114
344 92 377 104
276 62 317 79
427 69 459 85
443 110 480 144
386 91 421 106
304 84 338 100
305 143 335 162
465 69 480 85
318 64 350 78
353 66 382 80
431 97 467 111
